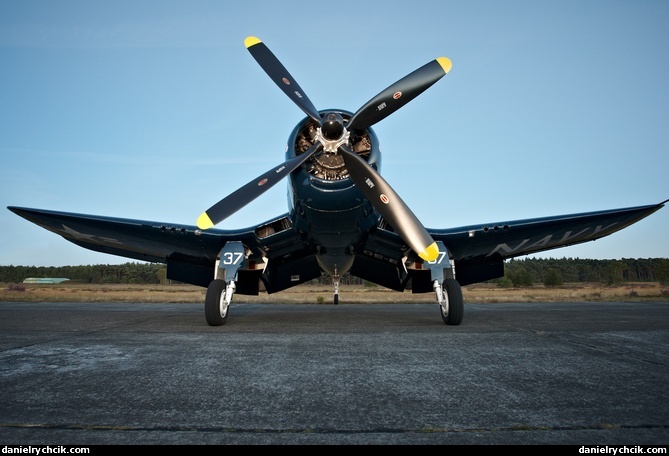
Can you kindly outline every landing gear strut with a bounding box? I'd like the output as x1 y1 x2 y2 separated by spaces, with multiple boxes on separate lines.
205 241 245 326
425 241 463 325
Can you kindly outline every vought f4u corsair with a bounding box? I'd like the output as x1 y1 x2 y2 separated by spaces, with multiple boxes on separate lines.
9 37 667 326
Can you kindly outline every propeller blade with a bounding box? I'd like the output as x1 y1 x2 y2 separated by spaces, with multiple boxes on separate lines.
197 143 323 229
338 146 438 262
244 36 322 124
347 57 452 131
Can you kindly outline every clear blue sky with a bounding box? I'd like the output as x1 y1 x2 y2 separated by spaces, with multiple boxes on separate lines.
1 0 668 267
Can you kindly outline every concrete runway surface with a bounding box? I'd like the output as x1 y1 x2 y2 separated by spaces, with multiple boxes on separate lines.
1 300 668 445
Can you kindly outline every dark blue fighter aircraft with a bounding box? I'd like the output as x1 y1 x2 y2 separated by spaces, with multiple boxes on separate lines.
8 37 667 326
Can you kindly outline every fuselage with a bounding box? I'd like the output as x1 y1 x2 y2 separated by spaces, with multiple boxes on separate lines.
285 110 382 278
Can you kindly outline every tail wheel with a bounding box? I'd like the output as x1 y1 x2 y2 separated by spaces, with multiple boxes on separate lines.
440 278 463 325
205 279 229 326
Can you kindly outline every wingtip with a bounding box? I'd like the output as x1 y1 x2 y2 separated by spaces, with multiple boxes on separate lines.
244 36 261 48
437 57 452 74
7 206 29 216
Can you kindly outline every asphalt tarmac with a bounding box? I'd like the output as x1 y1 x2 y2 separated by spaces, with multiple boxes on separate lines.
1 300 668 445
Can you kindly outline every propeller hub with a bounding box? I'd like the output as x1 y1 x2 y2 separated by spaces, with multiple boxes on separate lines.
321 112 345 140
315 112 350 153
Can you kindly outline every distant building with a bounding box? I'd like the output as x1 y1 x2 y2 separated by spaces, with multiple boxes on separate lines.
23 278 70 284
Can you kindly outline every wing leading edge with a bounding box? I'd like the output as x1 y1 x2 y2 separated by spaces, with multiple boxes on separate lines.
7 206 306 289
428 200 667 285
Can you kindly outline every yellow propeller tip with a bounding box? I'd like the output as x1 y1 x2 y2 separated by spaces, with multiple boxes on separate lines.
196 213 214 230
437 57 453 74
244 36 261 48
418 242 440 262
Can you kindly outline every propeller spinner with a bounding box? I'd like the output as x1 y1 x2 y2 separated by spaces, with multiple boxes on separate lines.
197 36 452 262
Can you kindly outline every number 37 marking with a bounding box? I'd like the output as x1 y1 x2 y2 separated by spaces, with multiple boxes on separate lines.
222 252 244 265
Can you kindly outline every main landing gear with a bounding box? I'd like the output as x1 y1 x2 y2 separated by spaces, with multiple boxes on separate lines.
204 241 464 325
205 242 245 326
426 242 463 325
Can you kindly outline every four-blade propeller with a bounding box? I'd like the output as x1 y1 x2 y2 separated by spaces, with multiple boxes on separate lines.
197 36 451 261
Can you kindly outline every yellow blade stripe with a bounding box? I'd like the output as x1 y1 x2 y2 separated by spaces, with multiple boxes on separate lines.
244 36 261 48
437 57 453 74
196 212 214 230
417 242 440 262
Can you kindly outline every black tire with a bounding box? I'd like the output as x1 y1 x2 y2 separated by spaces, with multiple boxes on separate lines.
334 294 339 305
205 279 229 326
440 278 463 325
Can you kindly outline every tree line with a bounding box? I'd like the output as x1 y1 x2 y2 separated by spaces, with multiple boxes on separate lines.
0 263 167 285
501 257 669 287
0 258 668 287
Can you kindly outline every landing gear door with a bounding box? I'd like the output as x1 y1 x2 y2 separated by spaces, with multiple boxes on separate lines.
425 241 454 283
215 241 246 283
